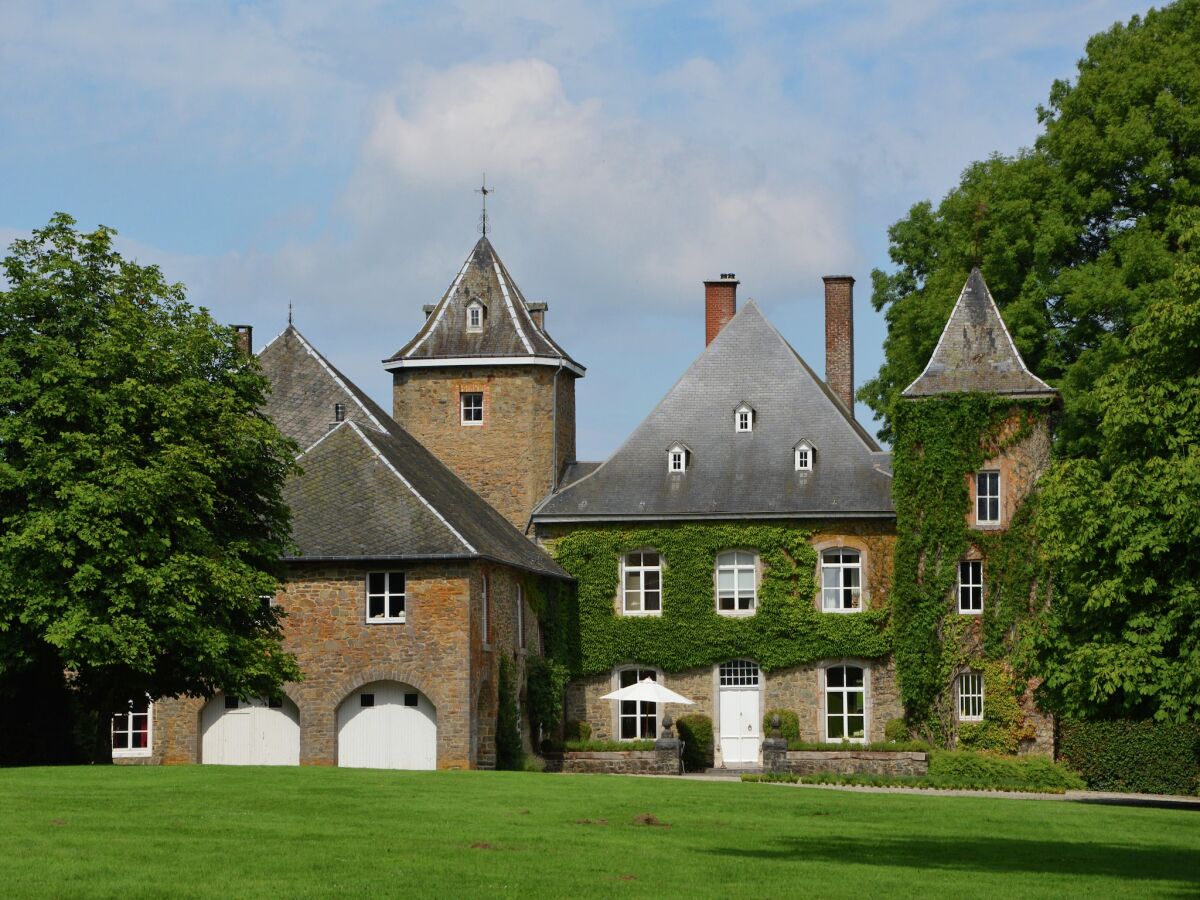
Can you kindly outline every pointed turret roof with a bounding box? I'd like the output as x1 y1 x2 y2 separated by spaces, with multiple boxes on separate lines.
384 236 584 375
902 269 1055 398
533 301 893 522
258 325 568 578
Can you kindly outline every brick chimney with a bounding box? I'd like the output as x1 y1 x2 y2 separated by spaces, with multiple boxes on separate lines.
233 325 253 357
528 302 548 331
705 274 739 346
822 276 855 412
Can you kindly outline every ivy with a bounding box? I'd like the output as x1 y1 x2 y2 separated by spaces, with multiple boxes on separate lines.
550 522 890 676
891 392 1053 745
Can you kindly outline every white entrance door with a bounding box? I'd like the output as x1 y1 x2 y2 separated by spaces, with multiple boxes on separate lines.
719 660 761 766
201 696 300 765
337 681 437 770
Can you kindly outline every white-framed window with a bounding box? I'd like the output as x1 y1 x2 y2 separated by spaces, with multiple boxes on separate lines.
976 470 1000 524
621 550 662 615
482 574 491 645
516 583 526 650
667 443 688 473
735 403 754 433
958 560 983 614
333 402 345 422
366 572 405 623
958 671 984 721
825 665 866 741
461 392 484 425
111 698 152 758
821 549 862 612
716 550 757 614
617 666 658 739
719 658 761 687
795 441 813 471
466 301 485 332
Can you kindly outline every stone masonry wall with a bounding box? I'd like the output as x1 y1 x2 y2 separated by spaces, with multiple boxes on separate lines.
392 365 576 531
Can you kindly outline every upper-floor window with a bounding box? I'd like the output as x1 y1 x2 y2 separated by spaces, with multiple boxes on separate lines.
617 666 659 739
112 698 152 758
367 572 405 623
958 671 984 721
976 470 1000 525
482 574 491 645
461 391 484 425
716 550 757 614
958 560 983 614
622 550 662 615
466 301 485 332
821 549 861 612
735 403 754 433
825 665 866 742
667 442 689 473
795 441 814 471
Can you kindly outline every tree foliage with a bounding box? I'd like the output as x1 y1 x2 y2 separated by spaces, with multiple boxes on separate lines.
0 214 301 756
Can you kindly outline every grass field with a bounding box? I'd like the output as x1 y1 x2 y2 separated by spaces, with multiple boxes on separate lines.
1 767 1197 898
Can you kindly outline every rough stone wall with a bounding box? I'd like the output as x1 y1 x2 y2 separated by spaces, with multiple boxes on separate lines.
776 750 928 776
391 365 577 530
556 749 679 775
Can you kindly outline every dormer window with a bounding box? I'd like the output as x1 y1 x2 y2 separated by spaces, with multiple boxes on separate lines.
734 402 754 433
466 301 485 333
794 440 814 471
667 442 690 474
334 402 345 423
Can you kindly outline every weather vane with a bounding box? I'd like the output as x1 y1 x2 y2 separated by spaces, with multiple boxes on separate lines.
476 174 495 237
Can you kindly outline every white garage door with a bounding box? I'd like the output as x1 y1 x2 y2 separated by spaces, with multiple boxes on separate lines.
201 696 300 766
337 681 437 770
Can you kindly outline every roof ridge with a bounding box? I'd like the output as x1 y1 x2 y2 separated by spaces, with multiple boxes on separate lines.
287 325 388 432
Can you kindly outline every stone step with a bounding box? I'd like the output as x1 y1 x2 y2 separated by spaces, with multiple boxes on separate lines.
701 767 763 777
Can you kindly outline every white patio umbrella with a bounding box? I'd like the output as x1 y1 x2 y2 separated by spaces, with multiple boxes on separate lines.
600 677 695 706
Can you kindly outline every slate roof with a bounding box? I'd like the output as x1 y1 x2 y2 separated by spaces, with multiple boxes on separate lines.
902 268 1056 398
259 325 568 578
384 236 584 375
533 301 894 522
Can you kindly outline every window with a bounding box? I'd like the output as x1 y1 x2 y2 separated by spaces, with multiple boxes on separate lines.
111 699 152 757
958 672 984 721
334 402 345 422
976 470 1000 524
482 574 491 645
958 560 983 613
667 443 688 473
622 551 662 615
825 665 866 741
461 392 484 425
466 301 484 332
360 693 375 708
735 403 754 433
821 549 862 612
224 696 240 710
404 693 419 707
716 551 757 614
719 658 760 687
367 572 405 623
795 442 813 471
617 667 658 739
516 584 526 650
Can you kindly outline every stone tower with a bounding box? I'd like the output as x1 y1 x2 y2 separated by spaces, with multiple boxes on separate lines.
384 237 584 531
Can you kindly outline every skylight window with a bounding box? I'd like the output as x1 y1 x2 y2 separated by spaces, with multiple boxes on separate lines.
735 402 755 433
794 440 814 471
667 442 689 474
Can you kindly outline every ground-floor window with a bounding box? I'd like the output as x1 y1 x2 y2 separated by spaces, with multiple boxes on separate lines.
617 667 658 740
824 665 866 741
112 698 152 757
958 671 984 721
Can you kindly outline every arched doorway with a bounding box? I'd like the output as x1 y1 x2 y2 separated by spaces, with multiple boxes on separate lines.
200 695 300 766
336 680 437 770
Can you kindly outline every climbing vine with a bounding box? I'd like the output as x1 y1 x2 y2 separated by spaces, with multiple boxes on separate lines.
547 522 891 677
891 392 1054 746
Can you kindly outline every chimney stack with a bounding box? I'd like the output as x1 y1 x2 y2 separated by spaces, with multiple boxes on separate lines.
704 274 739 346
822 276 855 413
234 324 253 357
528 302 548 331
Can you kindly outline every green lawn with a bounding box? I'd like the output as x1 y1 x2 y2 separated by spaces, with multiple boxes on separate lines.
1 767 1197 898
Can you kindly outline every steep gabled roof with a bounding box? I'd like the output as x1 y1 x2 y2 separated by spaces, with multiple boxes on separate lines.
902 268 1056 398
533 301 894 522
260 325 568 578
384 236 584 375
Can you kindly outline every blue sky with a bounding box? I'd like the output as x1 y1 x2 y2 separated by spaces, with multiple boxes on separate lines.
0 0 1152 458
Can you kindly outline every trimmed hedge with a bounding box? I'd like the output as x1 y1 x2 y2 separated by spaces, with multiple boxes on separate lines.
564 739 656 752
677 715 714 773
928 750 1084 791
563 720 592 742
1058 720 1200 796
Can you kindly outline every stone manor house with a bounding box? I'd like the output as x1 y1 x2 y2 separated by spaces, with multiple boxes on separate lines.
114 233 1057 769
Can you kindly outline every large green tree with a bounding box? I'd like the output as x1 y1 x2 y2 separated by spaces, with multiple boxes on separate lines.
864 0 1200 721
0 214 301 760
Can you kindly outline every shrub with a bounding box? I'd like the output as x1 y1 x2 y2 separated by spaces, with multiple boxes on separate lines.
495 656 525 770
1058 720 1200 796
563 720 592 742
676 715 714 772
928 750 1084 791
525 656 570 740
564 739 656 752
884 718 909 743
762 708 800 743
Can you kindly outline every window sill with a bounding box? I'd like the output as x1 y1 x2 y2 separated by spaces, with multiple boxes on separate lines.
621 610 663 617
957 609 983 616
460 421 485 427
717 609 757 617
366 618 407 625
112 749 152 759
821 607 864 615
958 717 984 723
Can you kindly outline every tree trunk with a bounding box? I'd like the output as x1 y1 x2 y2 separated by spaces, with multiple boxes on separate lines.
92 699 113 765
